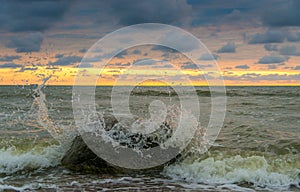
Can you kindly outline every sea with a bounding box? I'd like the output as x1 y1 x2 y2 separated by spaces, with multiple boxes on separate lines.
0 85 299 192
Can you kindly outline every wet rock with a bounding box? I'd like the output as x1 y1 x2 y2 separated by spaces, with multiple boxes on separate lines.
61 115 179 173
102 113 118 131
61 135 122 174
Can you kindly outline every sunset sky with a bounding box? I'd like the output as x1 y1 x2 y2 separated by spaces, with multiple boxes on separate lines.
1 0 300 86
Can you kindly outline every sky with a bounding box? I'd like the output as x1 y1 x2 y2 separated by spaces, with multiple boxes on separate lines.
0 0 300 86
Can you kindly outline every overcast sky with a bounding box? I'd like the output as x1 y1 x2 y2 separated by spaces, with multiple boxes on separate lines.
0 0 300 85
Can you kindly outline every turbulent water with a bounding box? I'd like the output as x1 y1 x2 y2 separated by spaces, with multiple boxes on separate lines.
0 85 299 191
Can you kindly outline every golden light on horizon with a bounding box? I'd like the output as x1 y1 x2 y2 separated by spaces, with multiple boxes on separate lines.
0 65 299 86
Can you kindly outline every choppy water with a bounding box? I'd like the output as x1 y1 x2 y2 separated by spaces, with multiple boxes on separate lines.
0 85 299 191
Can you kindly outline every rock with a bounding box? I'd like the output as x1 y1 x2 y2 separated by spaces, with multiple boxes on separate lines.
61 135 122 174
61 115 180 173
102 113 118 131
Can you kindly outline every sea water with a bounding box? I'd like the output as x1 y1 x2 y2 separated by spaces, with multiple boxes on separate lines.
0 85 299 191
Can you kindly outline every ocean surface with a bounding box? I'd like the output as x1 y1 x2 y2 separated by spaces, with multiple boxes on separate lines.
0 85 299 191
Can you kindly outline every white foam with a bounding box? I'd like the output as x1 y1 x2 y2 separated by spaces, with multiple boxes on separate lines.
165 155 300 191
0 184 32 192
0 183 59 192
0 145 63 175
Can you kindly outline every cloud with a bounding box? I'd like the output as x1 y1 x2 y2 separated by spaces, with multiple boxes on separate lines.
199 53 219 61
151 45 177 53
235 64 250 69
6 32 43 53
107 0 191 25
264 44 278 51
49 55 82 66
267 65 277 70
47 33 100 39
18 67 38 72
0 0 69 32
133 59 156 66
132 49 141 55
227 73 300 81
158 32 199 52
79 48 87 53
0 55 21 62
262 1 300 27
279 46 300 56
257 55 288 64
115 62 131 67
115 50 128 58
181 62 198 69
286 32 300 42
55 54 64 58
0 63 22 68
84 55 103 63
152 63 174 68
217 42 236 53
78 63 93 68
198 64 213 69
249 30 300 44
186 1 261 26
294 66 300 70
248 30 285 44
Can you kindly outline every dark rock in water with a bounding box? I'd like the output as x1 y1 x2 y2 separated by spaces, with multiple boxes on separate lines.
61 135 122 174
102 113 118 131
61 115 180 173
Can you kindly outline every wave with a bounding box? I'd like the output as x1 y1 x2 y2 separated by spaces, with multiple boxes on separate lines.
165 153 300 191
0 145 63 175
226 87 300 97
128 88 300 97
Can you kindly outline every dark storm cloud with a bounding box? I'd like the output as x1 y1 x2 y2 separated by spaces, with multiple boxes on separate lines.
262 0 300 27
6 32 43 53
235 64 249 69
257 55 288 64
107 0 191 25
0 55 21 62
2 0 299 35
62 0 276 30
185 0 277 27
0 63 22 68
264 44 278 51
0 0 69 32
249 30 285 44
279 46 300 56
49 55 82 66
217 42 236 53
186 0 300 28
249 30 300 44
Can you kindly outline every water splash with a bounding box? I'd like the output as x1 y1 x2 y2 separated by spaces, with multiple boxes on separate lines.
30 75 76 143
